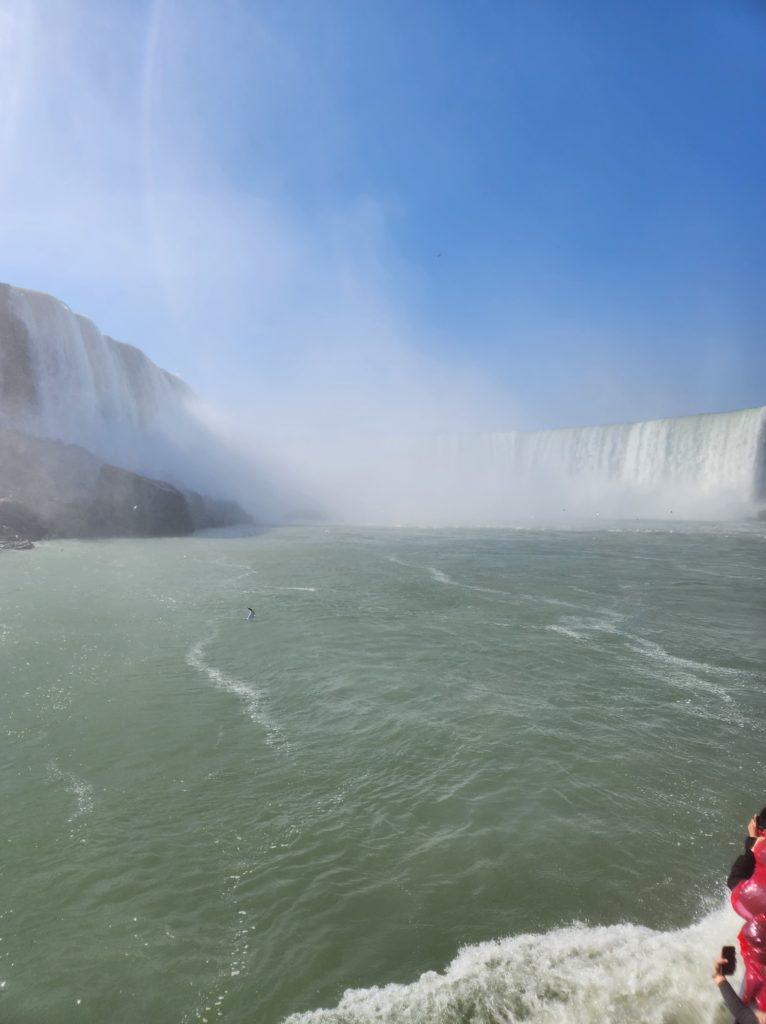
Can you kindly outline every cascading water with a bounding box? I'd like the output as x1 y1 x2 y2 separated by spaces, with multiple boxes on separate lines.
1 282 763 523
0 282 261 512
454 407 766 519
0 283 302 523
301 408 766 524
0 283 192 476
402 408 766 522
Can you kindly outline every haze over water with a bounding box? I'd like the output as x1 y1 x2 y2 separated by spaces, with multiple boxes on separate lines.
2 520 764 1023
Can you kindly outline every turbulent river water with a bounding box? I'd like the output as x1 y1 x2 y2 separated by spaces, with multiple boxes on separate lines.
2 522 765 1023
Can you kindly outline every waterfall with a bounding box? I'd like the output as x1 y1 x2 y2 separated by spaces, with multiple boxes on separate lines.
0 283 219 488
421 407 766 521
1 284 186 455
2 282 763 524
271 406 766 525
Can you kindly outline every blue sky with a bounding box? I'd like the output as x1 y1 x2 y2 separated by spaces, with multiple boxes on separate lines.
1 0 764 435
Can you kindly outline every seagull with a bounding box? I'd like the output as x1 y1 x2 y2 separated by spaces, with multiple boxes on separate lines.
246 607 256 620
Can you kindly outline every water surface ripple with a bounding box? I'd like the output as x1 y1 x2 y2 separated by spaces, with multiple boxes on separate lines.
1 522 764 1022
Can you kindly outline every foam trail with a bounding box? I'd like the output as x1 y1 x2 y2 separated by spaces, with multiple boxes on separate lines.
626 637 759 682
428 568 455 586
545 623 588 642
186 636 287 750
284 905 739 1023
389 557 510 596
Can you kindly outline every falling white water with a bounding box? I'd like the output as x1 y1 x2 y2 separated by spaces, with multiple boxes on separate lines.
1 282 764 523
0 281 274 512
0 283 191 468
279 408 766 524
428 406 766 520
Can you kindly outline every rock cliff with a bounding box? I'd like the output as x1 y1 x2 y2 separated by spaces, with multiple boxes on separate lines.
0 426 250 544
0 282 255 541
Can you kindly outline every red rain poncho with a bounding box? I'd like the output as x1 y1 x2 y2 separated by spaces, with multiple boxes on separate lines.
732 837 766 1011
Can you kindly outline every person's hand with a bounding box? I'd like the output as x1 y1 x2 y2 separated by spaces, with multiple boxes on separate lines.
749 815 759 839
712 957 728 985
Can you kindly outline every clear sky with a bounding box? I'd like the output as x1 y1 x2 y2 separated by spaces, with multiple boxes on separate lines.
1 0 764 437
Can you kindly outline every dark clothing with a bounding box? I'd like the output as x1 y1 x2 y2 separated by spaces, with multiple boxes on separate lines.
718 980 760 1024
728 837 758 891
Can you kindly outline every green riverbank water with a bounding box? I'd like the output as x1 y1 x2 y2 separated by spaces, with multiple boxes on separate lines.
2 522 765 1023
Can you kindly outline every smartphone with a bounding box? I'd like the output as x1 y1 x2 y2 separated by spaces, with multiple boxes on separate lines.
722 945 737 975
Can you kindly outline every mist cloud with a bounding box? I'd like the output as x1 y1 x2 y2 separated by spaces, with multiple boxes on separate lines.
1 0 763 524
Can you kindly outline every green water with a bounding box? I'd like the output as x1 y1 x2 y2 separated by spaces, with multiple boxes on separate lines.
2 523 765 1023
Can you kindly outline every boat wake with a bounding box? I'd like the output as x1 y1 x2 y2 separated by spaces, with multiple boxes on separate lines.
284 904 738 1023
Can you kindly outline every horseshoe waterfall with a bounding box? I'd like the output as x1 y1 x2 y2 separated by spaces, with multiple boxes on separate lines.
1 282 765 530
420 405 766 521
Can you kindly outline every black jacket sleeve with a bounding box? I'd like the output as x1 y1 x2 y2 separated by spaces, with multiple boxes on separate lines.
727 837 757 891
718 980 760 1024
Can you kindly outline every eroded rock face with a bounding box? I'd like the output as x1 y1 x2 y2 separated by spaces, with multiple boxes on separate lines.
0 497 48 540
183 489 254 530
0 426 247 540
92 464 193 537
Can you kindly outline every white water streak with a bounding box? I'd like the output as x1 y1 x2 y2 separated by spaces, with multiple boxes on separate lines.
186 635 287 750
285 905 739 1024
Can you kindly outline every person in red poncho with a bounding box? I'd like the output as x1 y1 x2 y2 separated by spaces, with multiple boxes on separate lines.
730 809 766 1012
728 811 766 892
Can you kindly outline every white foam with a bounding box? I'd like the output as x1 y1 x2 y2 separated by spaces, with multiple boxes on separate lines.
545 624 588 642
393 559 512 597
546 614 625 643
627 636 757 682
284 905 740 1023
47 760 95 820
428 567 454 586
186 637 287 750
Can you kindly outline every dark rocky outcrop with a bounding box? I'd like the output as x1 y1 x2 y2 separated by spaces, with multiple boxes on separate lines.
0 497 45 549
183 489 253 531
0 426 250 541
94 464 192 536
0 497 48 540
50 464 194 538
